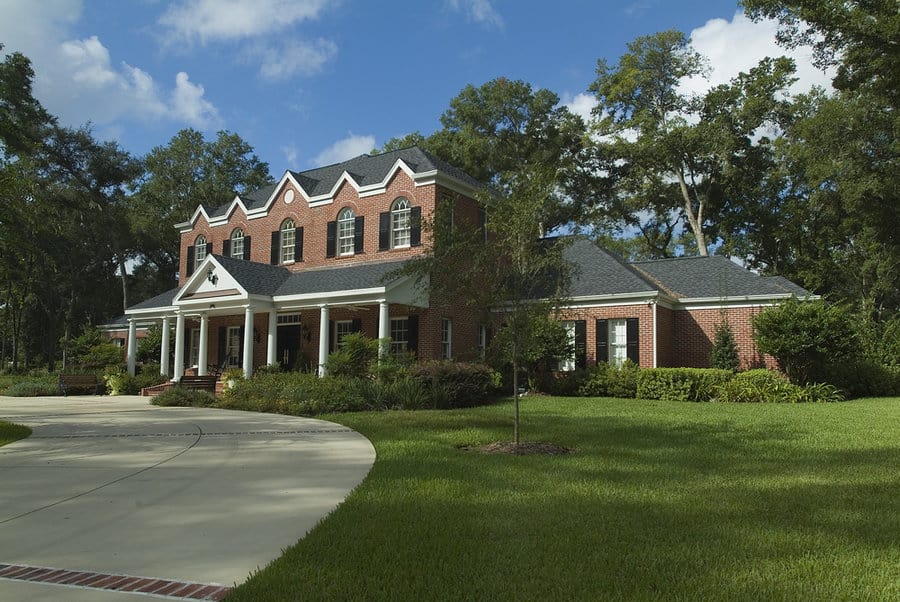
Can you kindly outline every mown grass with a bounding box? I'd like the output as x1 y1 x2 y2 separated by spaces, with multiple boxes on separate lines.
0 421 31 446
228 397 900 601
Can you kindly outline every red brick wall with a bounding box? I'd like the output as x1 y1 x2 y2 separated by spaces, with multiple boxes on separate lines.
557 304 656 368
179 171 460 284
673 306 777 370
656 305 675 367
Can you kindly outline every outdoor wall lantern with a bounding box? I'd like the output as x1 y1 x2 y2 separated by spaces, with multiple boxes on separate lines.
206 267 218 286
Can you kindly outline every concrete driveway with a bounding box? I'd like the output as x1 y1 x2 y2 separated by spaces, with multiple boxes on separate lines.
0 395 376 600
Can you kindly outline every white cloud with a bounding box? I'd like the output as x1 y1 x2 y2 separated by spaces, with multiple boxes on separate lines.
683 11 834 97
313 134 376 166
447 0 503 29
282 144 299 167
255 38 338 81
0 0 219 131
159 0 332 44
171 72 220 127
562 92 597 123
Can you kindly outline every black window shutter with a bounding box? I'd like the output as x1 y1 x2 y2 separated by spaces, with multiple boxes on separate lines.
222 239 231 256
295 227 304 261
410 206 422 246
354 216 365 254
575 320 587 369
243 236 251 260
596 319 609 364
328 320 335 353
238 326 245 364
270 231 280 265
186 246 195 277
407 315 419 354
378 212 390 250
351 318 362 333
217 327 227 365
326 221 337 258
205 242 213 256
626 318 640 364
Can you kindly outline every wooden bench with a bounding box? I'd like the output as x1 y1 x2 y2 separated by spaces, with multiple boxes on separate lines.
176 375 218 393
59 374 104 396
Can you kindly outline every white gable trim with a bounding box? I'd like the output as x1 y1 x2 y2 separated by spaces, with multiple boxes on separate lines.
173 255 249 304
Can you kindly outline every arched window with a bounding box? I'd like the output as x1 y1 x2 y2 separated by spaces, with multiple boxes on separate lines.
194 235 207 270
280 219 295 263
338 208 355 255
391 198 411 248
230 228 244 259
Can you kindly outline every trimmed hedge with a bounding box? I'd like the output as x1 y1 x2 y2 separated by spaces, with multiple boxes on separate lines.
579 361 640 398
636 368 734 402
715 370 844 403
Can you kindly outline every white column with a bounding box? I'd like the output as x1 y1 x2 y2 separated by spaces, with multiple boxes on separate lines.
173 312 185 381
318 305 329 377
267 308 278 367
126 319 137 376
160 316 170 376
378 300 390 360
243 306 254 379
198 313 209 376
652 299 658 369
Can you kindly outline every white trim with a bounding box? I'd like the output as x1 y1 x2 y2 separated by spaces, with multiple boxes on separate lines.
652 300 658 368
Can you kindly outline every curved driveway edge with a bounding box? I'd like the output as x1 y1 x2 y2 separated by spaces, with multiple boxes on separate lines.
0 395 376 598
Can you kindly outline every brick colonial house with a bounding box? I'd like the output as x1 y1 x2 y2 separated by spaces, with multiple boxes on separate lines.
120 146 809 379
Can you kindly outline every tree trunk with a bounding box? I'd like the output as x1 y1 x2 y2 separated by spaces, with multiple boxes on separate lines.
118 254 129 312
512 342 520 447
676 170 709 256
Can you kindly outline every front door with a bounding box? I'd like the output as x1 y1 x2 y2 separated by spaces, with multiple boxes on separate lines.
277 325 302 371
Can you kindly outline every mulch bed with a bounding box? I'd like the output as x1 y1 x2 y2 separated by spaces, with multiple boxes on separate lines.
459 441 573 455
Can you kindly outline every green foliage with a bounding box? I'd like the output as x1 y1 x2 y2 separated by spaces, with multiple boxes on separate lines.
752 298 856 384
3 379 59 397
715 369 844 403
634 367 734 402
0 420 31 446
254 363 282 376
221 372 371 415
103 367 167 395
579 360 641 398
710 321 740 371
326 333 380 378
151 388 218 408
824 360 900 399
408 361 497 409
533 369 589 396
137 324 171 363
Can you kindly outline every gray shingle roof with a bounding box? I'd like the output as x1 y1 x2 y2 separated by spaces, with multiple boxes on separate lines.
128 287 179 310
632 255 811 298
213 254 292 295
564 239 657 296
275 260 407 296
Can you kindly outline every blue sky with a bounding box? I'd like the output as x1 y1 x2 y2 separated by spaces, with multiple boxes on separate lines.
0 1 830 178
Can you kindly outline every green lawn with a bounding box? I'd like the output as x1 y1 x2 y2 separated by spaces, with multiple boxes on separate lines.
0 420 31 446
228 397 900 601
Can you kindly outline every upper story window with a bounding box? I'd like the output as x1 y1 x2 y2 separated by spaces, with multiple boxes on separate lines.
194 235 207 270
337 208 355 256
230 229 244 259
391 198 411 248
280 219 295 263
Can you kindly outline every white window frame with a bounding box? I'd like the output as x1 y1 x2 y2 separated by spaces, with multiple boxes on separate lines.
441 318 452 360
226 326 242 367
277 313 301 325
230 229 244 259
194 235 207 271
189 328 200 368
391 198 411 249
335 320 354 349
560 321 576 372
478 324 488 359
281 219 295 264
609 319 628 367
390 317 408 355
337 208 355 256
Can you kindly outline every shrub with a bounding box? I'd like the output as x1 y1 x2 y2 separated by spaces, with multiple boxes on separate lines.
710 321 740 371
408 361 497 408
533 369 588 396
579 361 640 398
152 388 218 407
752 298 856 384
824 359 900 398
221 372 371 416
714 369 843 403
104 368 168 395
327 333 379 378
4 380 60 397
635 368 734 402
